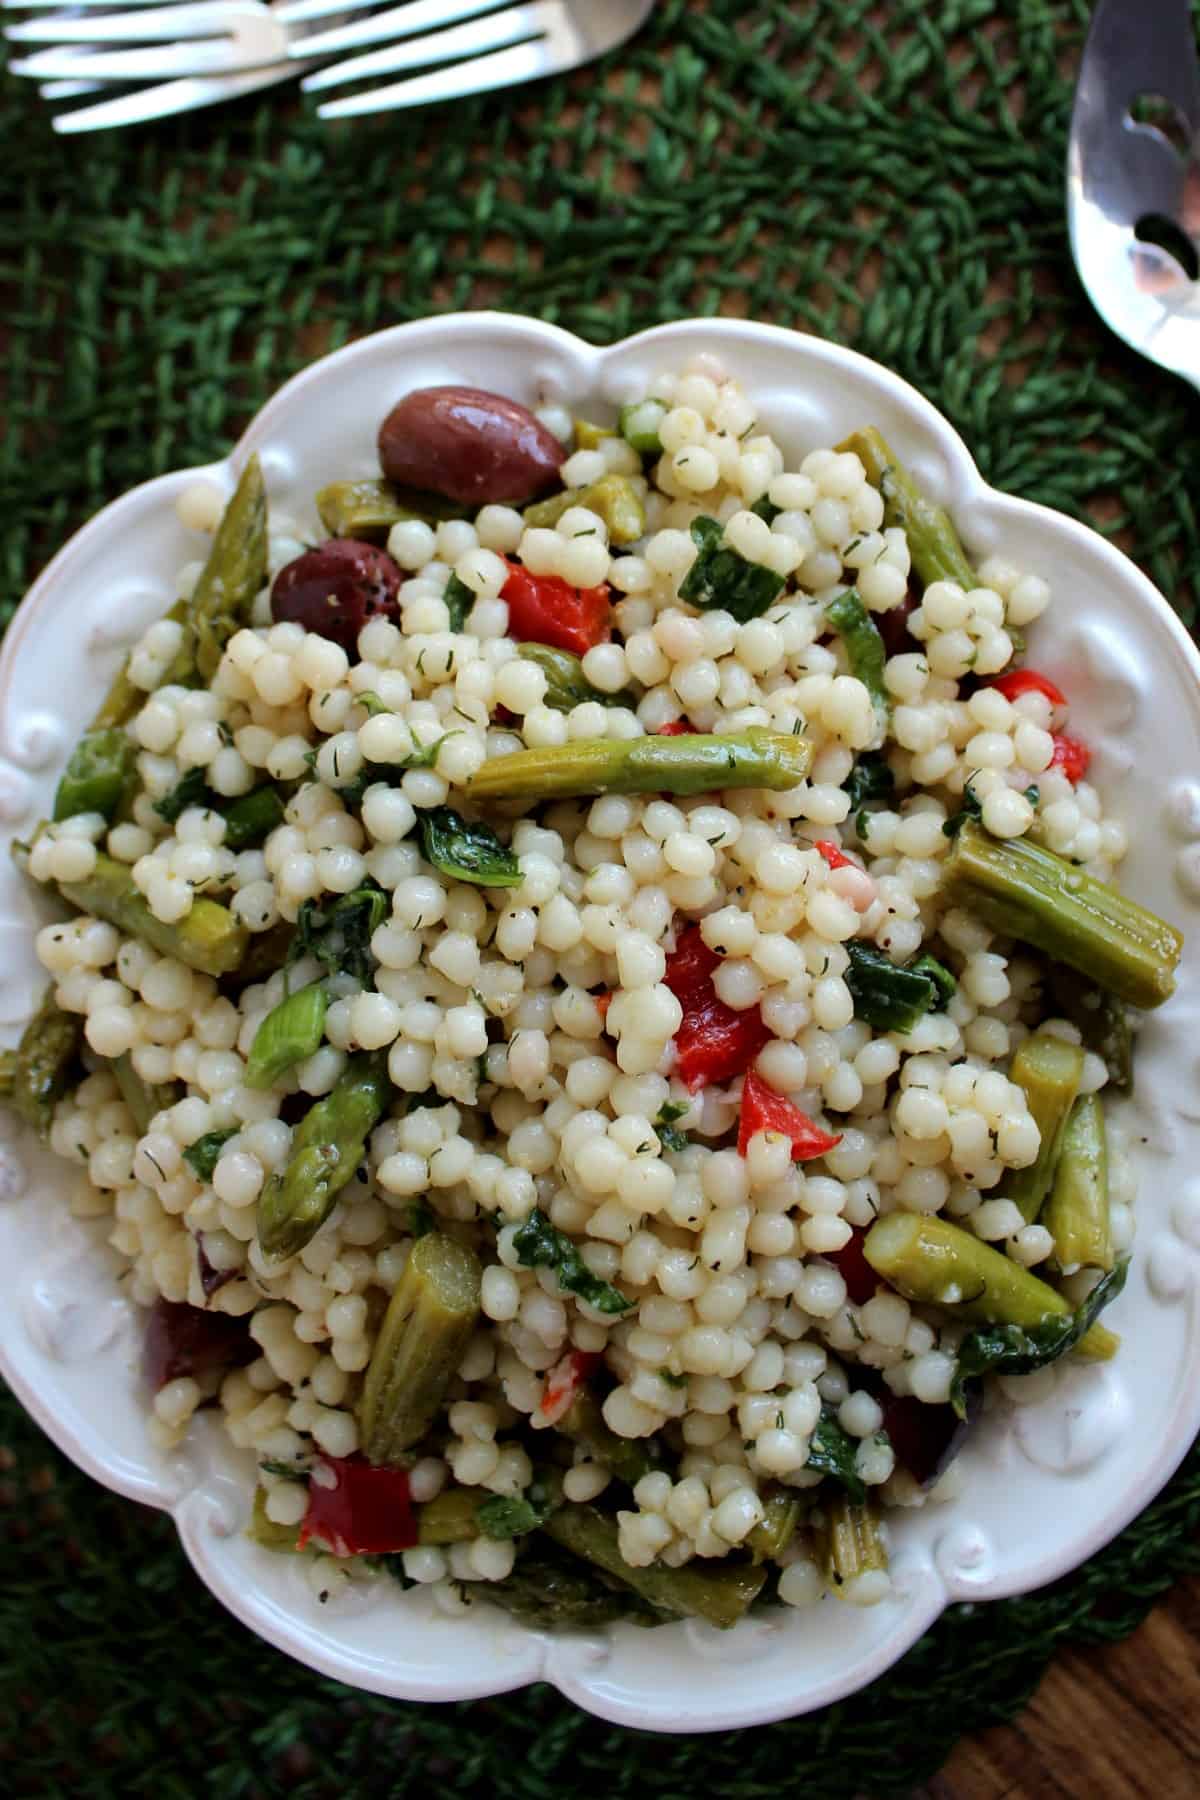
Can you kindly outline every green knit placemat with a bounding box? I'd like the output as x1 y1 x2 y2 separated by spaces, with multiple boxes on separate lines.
2 0 1199 1791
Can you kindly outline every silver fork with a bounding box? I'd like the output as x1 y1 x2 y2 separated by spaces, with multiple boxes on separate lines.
1067 0 1200 390
4 1 289 81
284 0 654 121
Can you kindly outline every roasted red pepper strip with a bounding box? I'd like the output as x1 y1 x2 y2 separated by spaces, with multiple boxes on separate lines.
737 1069 842 1161
501 560 611 656
297 1454 417 1556
594 991 612 1021
990 668 1067 708
827 1227 879 1305
663 926 771 1090
539 1349 602 1426
815 839 855 870
657 720 698 736
1049 732 1090 782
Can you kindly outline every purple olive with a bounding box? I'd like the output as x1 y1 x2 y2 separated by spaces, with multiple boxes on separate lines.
271 538 402 658
378 385 564 505
879 1391 976 1488
141 1296 253 1392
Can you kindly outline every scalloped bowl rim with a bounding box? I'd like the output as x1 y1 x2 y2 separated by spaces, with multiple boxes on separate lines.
1 312 1199 1732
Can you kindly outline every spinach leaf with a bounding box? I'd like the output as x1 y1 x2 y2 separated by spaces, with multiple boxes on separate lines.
182 1128 239 1182
750 495 781 524
407 1198 435 1238
292 880 388 984
476 1473 562 1541
154 767 211 824
949 1260 1127 1419
678 516 786 623
653 1099 691 1153
511 1208 635 1315
443 573 475 631
907 952 957 1010
845 941 944 1034
842 752 895 812
806 1405 868 1505
259 1459 310 1484
418 806 522 888
333 735 448 811
942 779 983 839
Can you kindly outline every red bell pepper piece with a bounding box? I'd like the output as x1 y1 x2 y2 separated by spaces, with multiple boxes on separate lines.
539 1349 602 1426
657 720 698 735
297 1454 418 1557
827 1227 879 1305
736 1069 842 1161
990 668 1067 708
594 991 612 1021
663 926 772 1090
815 839 855 870
1049 732 1090 783
501 560 611 656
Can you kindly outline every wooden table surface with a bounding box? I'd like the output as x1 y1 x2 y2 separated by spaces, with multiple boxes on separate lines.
917 1576 1200 1798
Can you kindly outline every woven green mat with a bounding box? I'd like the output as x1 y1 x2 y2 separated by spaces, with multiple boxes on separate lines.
2 0 1200 1790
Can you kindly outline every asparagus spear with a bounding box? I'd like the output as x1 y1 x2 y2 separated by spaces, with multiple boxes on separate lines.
91 595 190 732
243 983 328 1090
8 986 83 1139
257 1052 391 1260
165 456 267 686
315 478 467 539
837 426 976 591
1046 964 1133 1091
484 1541 662 1629
517 642 638 713
746 1488 802 1564
358 1231 482 1464
825 589 888 719
943 820 1182 1011
811 1496 889 1603
1043 1094 1112 1272
57 853 249 978
523 474 646 545
53 726 138 824
1004 1032 1085 1224
113 1054 179 1133
556 1388 660 1486
543 1503 767 1629
863 1212 1118 1359
225 920 295 990
465 729 813 803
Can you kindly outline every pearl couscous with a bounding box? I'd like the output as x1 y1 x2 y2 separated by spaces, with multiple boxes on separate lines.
6 358 1178 1630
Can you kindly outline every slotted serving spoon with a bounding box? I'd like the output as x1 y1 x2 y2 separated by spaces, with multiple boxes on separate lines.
1068 0 1200 389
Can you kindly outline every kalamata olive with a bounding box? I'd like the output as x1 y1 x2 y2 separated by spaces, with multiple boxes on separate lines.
377 385 565 506
271 538 401 658
141 1296 252 1391
879 1391 976 1488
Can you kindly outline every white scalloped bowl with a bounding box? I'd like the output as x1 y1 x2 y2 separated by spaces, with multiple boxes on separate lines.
3 314 1200 1732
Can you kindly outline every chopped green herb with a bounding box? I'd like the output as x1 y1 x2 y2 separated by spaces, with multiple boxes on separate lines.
942 779 983 838
153 767 211 824
292 881 388 984
355 691 392 717
443 574 474 631
418 807 522 888
476 1473 562 1540
842 752 895 812
807 1405 869 1505
750 496 781 525
653 1099 691 1153
407 1198 435 1238
182 1128 238 1182
658 1368 687 1389
511 1208 634 1315
1024 784 1040 808
907 952 957 1010
678 516 786 623
950 1261 1128 1418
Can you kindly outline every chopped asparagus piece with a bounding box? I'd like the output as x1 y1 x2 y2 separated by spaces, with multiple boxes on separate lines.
573 418 615 451
543 1503 767 1629
53 726 137 824
91 595 189 732
943 820 1182 1011
618 398 667 456
484 1541 662 1629
248 1486 302 1552
1043 1094 1112 1272
257 1053 390 1260
222 784 286 851
523 474 645 545
58 853 249 977
863 1212 1118 1360
359 1231 482 1465
0 1050 14 1100
244 983 328 1090
113 1054 179 1133
517 642 638 713
949 1260 1127 1416
837 426 977 590
167 456 268 685
465 729 813 803
1046 965 1133 1091
556 1388 659 1486
416 1485 491 1545
228 920 295 989
825 588 888 720
315 478 468 539
9 986 83 1139
1004 1032 1085 1224
746 1489 802 1564
812 1496 888 1602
